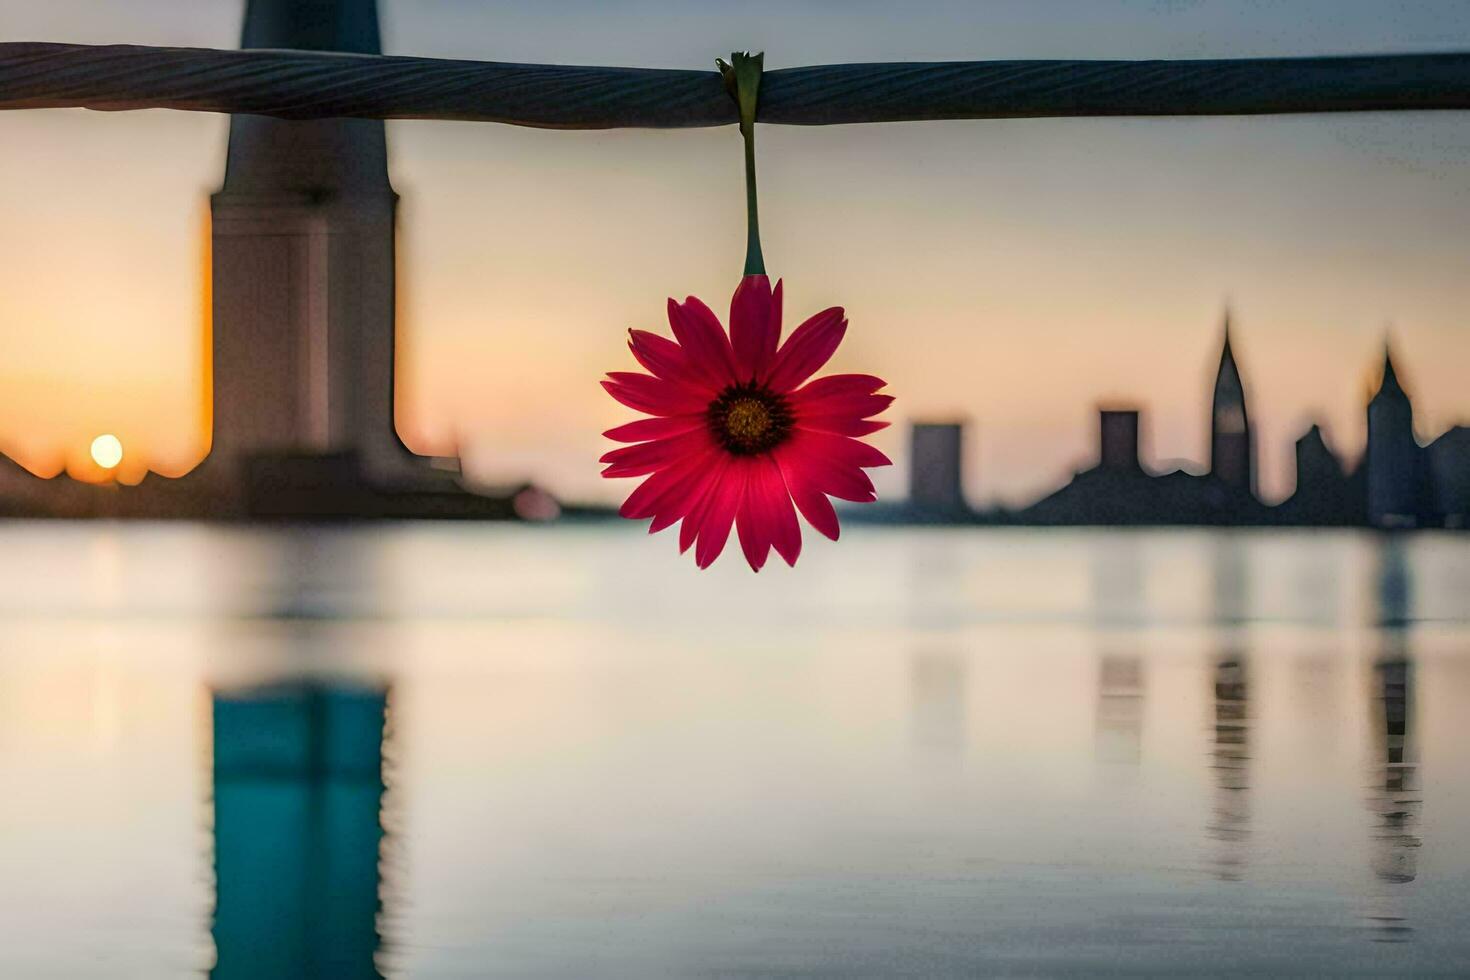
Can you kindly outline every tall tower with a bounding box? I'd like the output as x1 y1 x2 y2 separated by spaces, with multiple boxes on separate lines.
909 422 966 514
1366 345 1421 528
1098 408 1141 473
1209 316 1255 496
209 0 416 497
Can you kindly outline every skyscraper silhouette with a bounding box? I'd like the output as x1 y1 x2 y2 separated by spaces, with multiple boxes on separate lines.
1366 346 1422 528
908 422 967 514
1209 316 1255 496
208 0 419 503
1098 409 1141 473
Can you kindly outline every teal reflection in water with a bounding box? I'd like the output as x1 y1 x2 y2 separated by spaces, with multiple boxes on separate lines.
211 683 386 979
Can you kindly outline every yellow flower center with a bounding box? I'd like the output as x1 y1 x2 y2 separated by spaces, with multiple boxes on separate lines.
708 383 792 455
724 398 772 443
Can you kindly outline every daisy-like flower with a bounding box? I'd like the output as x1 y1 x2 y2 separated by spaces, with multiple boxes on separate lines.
601 274 892 570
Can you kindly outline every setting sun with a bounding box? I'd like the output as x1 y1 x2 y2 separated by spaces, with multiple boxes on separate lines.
89 433 123 469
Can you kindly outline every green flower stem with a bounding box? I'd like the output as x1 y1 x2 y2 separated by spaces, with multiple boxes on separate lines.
718 52 766 277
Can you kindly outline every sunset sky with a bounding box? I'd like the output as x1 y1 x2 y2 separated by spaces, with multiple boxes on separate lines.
2 0 1470 503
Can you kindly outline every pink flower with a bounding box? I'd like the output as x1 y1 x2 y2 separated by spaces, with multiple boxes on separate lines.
602 275 893 570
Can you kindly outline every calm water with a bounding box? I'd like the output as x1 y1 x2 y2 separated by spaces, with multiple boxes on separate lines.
0 522 1467 978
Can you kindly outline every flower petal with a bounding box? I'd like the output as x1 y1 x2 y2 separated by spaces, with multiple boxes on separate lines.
668 297 738 388
766 307 846 393
729 275 781 384
795 429 893 470
695 460 746 569
600 429 713 478
797 416 890 437
792 392 894 423
603 414 704 443
679 456 729 554
735 457 798 572
756 455 803 566
602 372 708 417
628 330 714 393
617 450 716 520
651 450 728 534
793 374 887 401
774 448 841 541
777 435 878 502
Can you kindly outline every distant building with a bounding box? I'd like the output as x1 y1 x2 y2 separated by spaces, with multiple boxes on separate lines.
1427 426 1470 528
1366 347 1423 528
1296 424 1343 492
0 0 536 521
1098 409 1142 473
876 321 1469 531
909 422 967 514
1279 424 1365 526
1210 317 1255 497
1016 316 1270 527
206 0 419 500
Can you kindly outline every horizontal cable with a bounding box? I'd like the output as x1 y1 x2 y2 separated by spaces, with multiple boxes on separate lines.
2 42 1469 128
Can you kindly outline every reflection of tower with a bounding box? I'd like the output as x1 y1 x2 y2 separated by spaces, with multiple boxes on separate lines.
208 0 417 500
1091 528 1143 624
1210 535 1248 625
1366 346 1422 528
908 422 966 514
910 649 966 757
211 683 387 980
1368 659 1420 884
1206 658 1250 881
1210 316 1255 496
1375 537 1412 628
1363 656 1420 943
1095 655 1145 764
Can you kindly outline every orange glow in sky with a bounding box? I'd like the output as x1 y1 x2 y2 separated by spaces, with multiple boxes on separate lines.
3 2 1470 506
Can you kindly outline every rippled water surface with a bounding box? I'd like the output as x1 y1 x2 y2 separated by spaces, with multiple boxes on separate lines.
0 522 1466 977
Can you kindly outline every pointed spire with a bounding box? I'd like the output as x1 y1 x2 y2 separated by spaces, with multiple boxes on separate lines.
1380 344 1403 394
1214 307 1242 394
1373 338 1407 401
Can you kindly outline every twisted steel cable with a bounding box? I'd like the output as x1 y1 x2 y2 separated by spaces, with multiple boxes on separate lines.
2 43 1470 128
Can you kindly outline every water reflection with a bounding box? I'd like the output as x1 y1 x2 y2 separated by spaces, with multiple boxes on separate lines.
210 683 388 979
910 649 967 759
1 527 1467 976
1090 533 1144 625
1211 535 1249 625
1364 654 1422 943
1376 539 1413 628
1095 654 1145 764
1207 656 1251 881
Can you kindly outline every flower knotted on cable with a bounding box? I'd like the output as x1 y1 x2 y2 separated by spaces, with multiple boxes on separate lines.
601 274 892 570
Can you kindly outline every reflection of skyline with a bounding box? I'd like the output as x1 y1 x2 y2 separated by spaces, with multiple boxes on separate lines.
1206 657 1251 882
1375 538 1413 628
1095 654 1145 765
910 649 967 759
210 682 388 980
1363 655 1421 943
